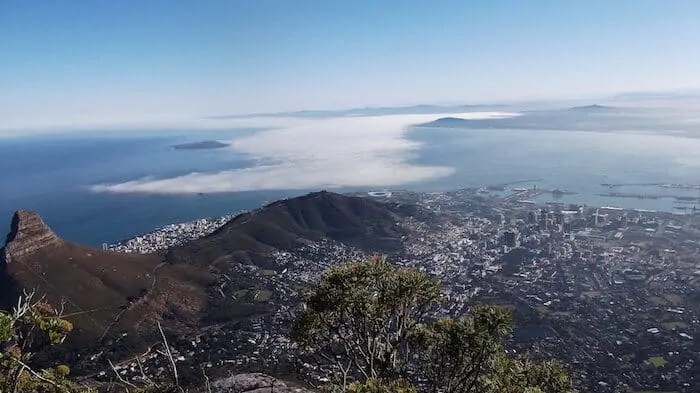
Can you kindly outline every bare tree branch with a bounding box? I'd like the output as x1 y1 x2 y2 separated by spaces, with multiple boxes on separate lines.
109 359 137 391
157 321 180 388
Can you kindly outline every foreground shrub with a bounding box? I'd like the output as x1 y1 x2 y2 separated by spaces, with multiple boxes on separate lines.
0 291 90 393
293 256 577 393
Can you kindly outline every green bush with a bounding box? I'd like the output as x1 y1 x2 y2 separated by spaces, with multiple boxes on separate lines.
0 291 91 393
347 379 417 393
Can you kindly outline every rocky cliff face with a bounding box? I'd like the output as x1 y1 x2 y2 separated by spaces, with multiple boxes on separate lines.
2 210 63 264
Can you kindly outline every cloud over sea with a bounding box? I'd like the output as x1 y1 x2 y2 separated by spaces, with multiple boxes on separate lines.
89 112 517 194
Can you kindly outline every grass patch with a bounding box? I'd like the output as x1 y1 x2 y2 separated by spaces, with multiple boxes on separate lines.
661 321 688 330
253 289 273 302
647 356 667 368
581 291 602 299
232 289 249 299
663 294 682 306
260 269 277 276
535 306 551 315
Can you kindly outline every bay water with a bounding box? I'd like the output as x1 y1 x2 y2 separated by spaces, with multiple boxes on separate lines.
1 125 699 246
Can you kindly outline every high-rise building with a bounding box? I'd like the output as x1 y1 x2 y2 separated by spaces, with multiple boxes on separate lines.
539 209 549 231
555 212 565 232
563 221 573 234
528 210 538 224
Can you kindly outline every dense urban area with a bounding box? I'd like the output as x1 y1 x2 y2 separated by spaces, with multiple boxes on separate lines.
96 186 700 393
105 213 239 253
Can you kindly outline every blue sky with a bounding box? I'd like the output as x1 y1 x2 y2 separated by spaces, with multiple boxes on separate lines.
2 0 700 130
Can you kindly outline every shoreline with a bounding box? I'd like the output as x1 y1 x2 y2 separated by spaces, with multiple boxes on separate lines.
104 186 698 254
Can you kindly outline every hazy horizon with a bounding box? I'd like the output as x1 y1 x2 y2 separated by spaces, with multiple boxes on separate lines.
2 93 700 137
3 1 700 134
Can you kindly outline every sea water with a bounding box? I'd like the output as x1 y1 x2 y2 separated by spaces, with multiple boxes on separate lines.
407 127 700 210
0 129 308 245
2 125 699 246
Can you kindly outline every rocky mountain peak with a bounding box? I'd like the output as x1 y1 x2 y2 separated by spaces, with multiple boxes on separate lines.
3 210 62 264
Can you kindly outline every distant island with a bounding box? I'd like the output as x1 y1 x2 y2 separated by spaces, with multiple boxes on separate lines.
565 104 618 112
172 140 229 150
417 117 478 128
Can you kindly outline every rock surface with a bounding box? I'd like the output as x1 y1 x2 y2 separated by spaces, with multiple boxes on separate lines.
210 373 313 393
3 210 62 264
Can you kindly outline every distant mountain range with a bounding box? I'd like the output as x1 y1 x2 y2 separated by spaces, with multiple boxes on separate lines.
415 104 665 132
0 192 406 365
207 92 700 121
207 104 512 119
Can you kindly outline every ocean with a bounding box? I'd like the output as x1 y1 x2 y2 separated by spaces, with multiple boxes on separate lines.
0 129 310 246
2 117 700 246
407 126 700 208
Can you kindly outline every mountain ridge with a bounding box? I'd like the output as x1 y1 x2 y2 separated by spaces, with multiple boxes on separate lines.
416 104 645 131
0 191 405 363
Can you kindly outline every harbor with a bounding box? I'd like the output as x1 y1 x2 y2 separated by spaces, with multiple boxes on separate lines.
477 182 577 203
595 192 700 202
473 179 700 214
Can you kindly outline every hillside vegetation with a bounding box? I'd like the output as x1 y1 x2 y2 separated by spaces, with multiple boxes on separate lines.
1 257 576 393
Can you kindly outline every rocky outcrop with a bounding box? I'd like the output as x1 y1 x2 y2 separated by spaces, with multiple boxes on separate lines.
210 373 313 393
2 210 63 264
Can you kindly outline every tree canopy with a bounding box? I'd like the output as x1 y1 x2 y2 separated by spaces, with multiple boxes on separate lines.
292 256 576 393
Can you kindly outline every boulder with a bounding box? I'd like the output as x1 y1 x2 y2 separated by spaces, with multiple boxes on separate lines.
210 373 313 393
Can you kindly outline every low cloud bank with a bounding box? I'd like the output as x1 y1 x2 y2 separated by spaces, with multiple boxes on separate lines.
90 112 517 195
